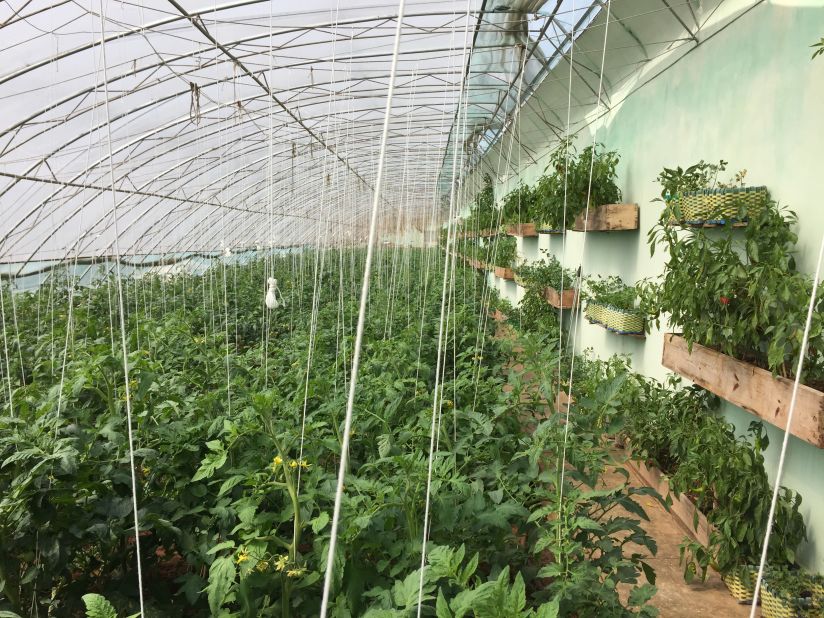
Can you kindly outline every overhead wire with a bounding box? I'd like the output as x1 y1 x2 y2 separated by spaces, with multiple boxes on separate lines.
556 0 612 560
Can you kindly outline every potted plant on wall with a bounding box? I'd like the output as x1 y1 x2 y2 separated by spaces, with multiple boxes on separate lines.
617 373 809 602
585 275 644 336
654 159 768 227
534 163 565 234
641 188 824 447
533 139 631 232
514 251 579 309
459 173 497 237
761 568 823 617
501 184 539 236
491 235 517 280
673 421 807 600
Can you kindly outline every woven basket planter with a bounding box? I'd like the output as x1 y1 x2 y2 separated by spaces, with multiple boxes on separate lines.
722 565 758 601
585 302 644 335
760 572 824 618
584 302 604 325
536 222 564 234
674 186 768 226
761 587 819 618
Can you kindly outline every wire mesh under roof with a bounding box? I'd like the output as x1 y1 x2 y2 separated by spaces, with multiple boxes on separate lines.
0 0 717 267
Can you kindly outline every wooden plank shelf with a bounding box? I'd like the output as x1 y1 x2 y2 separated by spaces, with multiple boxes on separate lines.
572 203 639 232
505 223 539 237
494 266 515 280
544 286 577 310
662 334 824 448
458 228 499 240
623 449 712 547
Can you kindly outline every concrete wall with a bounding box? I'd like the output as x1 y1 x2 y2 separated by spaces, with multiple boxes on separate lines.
475 1 824 571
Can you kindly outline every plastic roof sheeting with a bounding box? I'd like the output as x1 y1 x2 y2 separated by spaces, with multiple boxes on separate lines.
0 0 717 268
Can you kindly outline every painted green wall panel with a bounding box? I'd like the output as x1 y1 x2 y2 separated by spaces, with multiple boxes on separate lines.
483 2 824 570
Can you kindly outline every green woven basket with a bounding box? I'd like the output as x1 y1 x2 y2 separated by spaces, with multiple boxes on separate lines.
584 302 604 325
674 185 768 225
586 302 644 335
722 566 758 601
761 575 824 618
537 222 564 234
761 588 817 618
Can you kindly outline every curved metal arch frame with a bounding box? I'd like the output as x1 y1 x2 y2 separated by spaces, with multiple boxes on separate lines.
1 70 474 259
0 40 494 245
0 0 697 267
3 102 454 266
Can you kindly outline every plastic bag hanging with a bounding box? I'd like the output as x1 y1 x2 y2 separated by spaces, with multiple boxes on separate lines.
265 277 285 309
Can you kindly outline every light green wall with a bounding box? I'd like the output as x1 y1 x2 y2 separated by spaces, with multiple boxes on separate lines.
480 2 824 571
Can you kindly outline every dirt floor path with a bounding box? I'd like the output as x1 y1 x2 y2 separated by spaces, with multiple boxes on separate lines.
492 313 753 616
602 462 752 617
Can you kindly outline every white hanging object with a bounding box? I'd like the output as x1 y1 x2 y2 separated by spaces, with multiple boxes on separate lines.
265 277 284 310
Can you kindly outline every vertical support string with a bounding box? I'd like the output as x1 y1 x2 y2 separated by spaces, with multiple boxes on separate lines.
319 1 407 612
415 0 473 611
95 0 145 613
749 233 824 618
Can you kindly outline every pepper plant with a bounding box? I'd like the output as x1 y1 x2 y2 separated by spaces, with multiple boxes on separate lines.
534 139 622 230
642 196 824 386
586 275 638 312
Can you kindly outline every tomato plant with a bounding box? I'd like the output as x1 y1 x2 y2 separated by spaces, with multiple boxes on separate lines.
0 249 661 617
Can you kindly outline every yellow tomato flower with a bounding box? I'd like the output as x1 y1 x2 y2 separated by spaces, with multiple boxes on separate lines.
256 561 269 572
289 460 298 469
299 460 310 470
274 554 289 572
286 567 306 578
235 549 250 564
273 455 283 466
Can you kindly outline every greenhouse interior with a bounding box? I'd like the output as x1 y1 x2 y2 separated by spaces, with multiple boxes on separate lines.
0 0 823 616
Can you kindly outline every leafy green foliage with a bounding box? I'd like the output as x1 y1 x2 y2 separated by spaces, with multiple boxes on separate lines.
491 235 518 269
643 198 824 385
534 140 622 229
82 594 118 618
515 251 577 294
0 249 658 617
461 174 497 232
459 141 623 233
763 566 824 612
501 184 539 225
512 252 575 334
592 359 808 580
586 275 638 312
653 160 727 201
812 37 824 59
